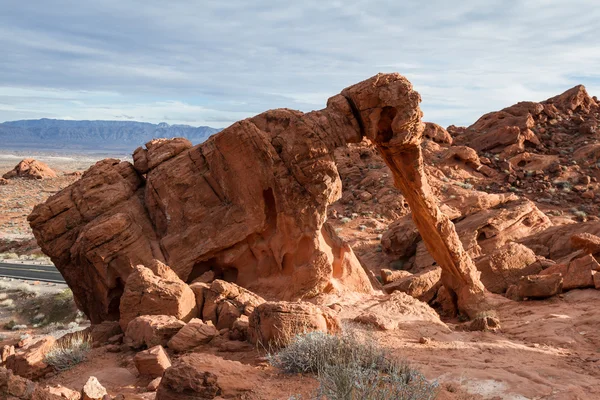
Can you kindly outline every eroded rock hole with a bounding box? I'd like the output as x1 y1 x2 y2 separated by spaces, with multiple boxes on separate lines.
376 106 398 143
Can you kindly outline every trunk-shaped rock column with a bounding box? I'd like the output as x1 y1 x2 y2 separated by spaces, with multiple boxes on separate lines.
340 73 489 318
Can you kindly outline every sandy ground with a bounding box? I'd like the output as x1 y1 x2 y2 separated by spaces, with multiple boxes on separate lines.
5 289 598 399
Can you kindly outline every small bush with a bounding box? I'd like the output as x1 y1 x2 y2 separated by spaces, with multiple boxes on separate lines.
3 320 16 330
270 331 439 400
44 331 91 371
0 298 15 308
42 289 78 325
317 361 438 400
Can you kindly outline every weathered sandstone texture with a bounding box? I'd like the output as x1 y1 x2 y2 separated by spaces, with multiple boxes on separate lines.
29 73 489 321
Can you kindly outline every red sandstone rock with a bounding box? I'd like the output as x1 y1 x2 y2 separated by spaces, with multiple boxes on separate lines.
119 265 197 330
147 377 162 392
517 274 563 299
459 101 542 156
124 315 186 349
5 336 55 380
564 255 597 290
90 321 122 346
167 319 218 352
1 345 15 363
353 292 446 331
443 146 481 170
134 345 171 378
156 361 221 400
383 267 442 303
248 301 341 345
133 138 193 174
28 159 161 324
545 85 597 113
475 243 540 294
539 254 599 290
201 280 264 330
29 93 375 324
413 198 550 270
0 367 64 399
571 233 600 255
44 385 81 400
379 268 412 284
3 159 57 180
229 317 249 341
81 377 107 400
340 73 490 317
521 221 600 260
423 122 453 144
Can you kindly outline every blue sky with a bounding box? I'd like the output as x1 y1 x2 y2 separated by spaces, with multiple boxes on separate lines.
1 0 599 128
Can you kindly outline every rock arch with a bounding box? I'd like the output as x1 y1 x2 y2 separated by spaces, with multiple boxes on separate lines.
29 73 488 323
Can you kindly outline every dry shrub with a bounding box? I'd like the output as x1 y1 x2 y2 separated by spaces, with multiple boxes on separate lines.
44 331 91 371
271 330 438 400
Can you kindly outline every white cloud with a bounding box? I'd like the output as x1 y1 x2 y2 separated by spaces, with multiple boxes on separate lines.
0 0 599 128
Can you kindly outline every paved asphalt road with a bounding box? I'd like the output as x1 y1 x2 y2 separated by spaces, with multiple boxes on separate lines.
0 262 65 283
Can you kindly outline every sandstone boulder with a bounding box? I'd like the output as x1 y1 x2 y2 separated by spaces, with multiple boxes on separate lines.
545 84 597 113
81 377 106 400
5 336 55 380
539 254 599 290
248 301 341 345
571 233 600 255
29 92 376 325
517 274 563 299
44 385 81 400
148 377 162 392
413 198 551 269
380 217 420 259
3 159 57 180
229 317 249 341
458 101 542 156
167 319 218 352
189 282 209 317
1 345 15 363
443 146 481 170
564 255 597 290
475 243 540 294
520 221 600 261
353 292 447 331
133 138 193 174
383 267 441 303
468 315 501 332
0 366 64 399
202 280 264 330
134 345 171 378
28 159 162 324
119 265 197 330
90 321 122 346
379 269 412 284
125 315 186 349
156 362 221 400
423 122 453 144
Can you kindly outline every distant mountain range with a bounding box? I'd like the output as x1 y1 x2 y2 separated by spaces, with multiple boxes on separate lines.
0 119 221 152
